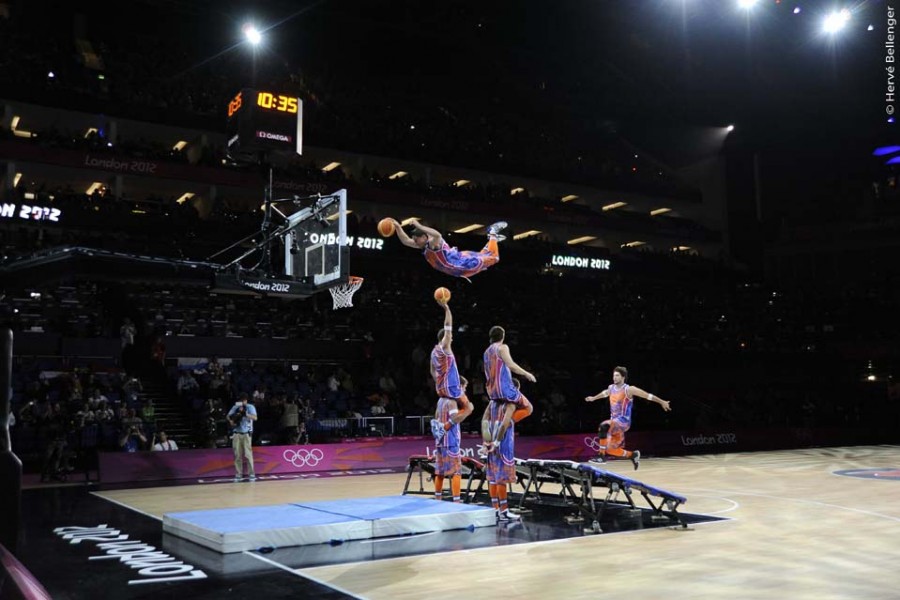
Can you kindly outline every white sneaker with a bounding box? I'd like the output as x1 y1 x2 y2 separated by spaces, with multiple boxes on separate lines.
487 221 508 239
498 510 521 523
430 419 445 443
631 450 641 471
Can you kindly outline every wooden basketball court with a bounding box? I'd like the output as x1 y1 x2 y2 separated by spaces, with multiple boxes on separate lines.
92 445 900 599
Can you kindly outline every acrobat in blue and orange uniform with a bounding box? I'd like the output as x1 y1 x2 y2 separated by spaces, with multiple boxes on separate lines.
434 397 465 502
599 383 635 459
482 342 528 487
423 238 499 279
431 343 462 400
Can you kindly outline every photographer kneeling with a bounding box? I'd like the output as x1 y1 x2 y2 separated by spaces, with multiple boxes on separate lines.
227 393 257 482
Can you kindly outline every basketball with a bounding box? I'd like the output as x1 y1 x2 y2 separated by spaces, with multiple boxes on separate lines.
434 287 451 304
378 218 395 237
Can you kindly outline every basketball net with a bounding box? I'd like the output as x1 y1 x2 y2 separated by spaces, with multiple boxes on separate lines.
329 276 364 309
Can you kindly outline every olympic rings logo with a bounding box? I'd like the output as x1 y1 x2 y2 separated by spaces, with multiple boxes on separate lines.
282 448 325 468
584 437 603 452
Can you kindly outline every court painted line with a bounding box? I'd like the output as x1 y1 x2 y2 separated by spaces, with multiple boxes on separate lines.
673 492 741 515
91 492 162 522
685 487 900 523
243 551 368 600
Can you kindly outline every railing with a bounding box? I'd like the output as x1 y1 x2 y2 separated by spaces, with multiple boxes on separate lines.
404 415 433 436
310 416 395 437
359 416 395 437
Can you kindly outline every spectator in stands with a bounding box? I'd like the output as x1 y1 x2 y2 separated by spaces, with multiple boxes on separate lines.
298 396 314 439
285 424 305 445
379 372 397 395
123 376 143 411
120 317 137 372
369 392 387 416
95 401 114 423
140 398 156 428
203 414 219 448
40 402 71 481
87 388 107 410
279 395 299 444
67 375 83 404
177 371 200 397
151 430 178 451
121 408 143 431
150 336 166 376
75 402 95 428
327 371 340 392
337 367 354 393
119 425 147 452
208 356 227 399
252 385 266 404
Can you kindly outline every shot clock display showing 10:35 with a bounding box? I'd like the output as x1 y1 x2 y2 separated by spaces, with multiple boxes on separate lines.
226 88 303 158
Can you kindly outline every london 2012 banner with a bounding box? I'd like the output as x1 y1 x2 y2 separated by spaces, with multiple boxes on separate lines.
97 427 857 484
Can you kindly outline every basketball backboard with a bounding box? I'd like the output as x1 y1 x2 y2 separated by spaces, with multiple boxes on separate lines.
284 189 349 291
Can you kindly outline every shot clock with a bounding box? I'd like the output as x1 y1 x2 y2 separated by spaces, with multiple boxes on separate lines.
225 88 303 158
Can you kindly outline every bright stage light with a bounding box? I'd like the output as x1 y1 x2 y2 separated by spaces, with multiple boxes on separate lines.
738 0 759 9
726 124 735 132
793 7 801 14
823 9 851 34
243 24 262 46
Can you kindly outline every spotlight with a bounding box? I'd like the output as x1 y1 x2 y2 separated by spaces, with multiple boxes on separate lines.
823 9 851 34
793 7 801 15
242 24 262 46
726 124 735 132
738 0 759 9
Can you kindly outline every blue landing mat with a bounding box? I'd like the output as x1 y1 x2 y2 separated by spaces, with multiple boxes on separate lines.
163 495 496 553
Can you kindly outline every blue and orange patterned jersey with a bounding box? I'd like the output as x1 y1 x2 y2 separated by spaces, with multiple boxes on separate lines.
608 383 633 424
435 397 461 453
431 344 462 399
424 241 492 279
485 400 517 484
483 343 521 402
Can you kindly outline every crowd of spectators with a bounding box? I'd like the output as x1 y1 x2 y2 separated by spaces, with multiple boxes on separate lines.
9 358 156 479
5 228 895 458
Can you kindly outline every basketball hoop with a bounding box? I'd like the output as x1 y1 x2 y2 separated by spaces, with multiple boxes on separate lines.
329 276 364 309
